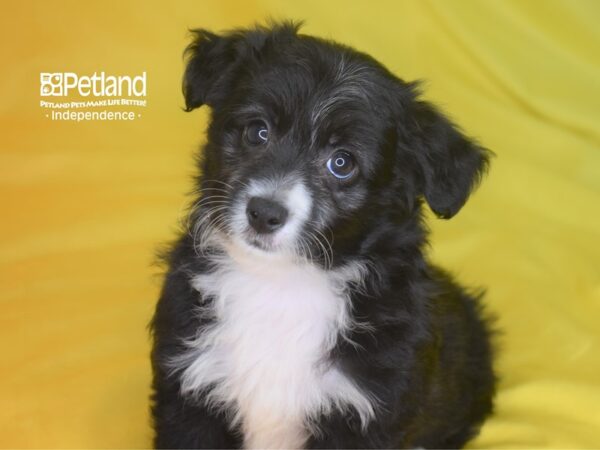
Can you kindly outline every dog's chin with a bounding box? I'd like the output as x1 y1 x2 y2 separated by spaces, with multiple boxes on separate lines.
225 231 303 265
247 236 275 252
234 232 280 254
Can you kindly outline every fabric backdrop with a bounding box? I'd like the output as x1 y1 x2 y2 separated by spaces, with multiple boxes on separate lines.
1 0 599 447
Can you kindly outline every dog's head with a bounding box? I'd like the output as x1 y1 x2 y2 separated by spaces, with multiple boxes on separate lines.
184 22 491 264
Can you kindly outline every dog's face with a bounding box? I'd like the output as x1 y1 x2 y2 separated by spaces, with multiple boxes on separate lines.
183 23 491 264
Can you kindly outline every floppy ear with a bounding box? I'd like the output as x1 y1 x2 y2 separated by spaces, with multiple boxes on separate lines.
182 22 301 111
182 29 248 110
408 99 492 219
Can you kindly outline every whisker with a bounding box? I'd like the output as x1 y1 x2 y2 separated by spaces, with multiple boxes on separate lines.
199 215 228 251
305 232 326 269
298 235 313 265
199 187 230 193
312 227 334 269
186 194 230 234
191 205 229 255
200 179 236 191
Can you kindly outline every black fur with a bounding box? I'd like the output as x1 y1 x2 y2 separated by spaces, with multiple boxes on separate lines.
150 22 496 449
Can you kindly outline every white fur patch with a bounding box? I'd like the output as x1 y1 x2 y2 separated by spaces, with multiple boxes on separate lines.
170 241 376 449
229 177 313 254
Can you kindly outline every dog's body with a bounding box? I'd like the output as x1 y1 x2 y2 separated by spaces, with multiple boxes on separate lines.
150 23 496 449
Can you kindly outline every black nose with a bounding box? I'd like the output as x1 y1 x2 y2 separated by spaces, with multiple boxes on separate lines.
246 197 288 234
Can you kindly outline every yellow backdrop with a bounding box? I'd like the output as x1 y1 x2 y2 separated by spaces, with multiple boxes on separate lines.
1 0 599 447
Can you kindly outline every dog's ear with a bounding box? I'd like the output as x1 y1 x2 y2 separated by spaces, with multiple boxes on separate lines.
182 29 251 110
405 98 492 219
183 22 302 111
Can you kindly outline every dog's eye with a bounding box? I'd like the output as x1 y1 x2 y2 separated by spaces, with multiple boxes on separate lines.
244 120 269 146
327 151 356 179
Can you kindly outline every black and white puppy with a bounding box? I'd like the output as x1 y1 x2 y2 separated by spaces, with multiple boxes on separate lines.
150 22 496 449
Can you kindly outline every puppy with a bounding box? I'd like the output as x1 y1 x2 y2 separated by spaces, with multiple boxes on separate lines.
150 22 496 449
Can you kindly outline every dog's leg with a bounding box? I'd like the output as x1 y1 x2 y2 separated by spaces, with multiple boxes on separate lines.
304 412 404 449
152 381 241 449
150 239 241 449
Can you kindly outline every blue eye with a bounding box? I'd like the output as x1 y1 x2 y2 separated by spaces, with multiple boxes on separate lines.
327 151 356 179
245 120 269 146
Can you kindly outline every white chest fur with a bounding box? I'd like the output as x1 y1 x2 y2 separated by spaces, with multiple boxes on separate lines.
173 245 375 449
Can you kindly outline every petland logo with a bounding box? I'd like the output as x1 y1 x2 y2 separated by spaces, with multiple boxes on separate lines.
39 71 148 122
40 72 147 97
